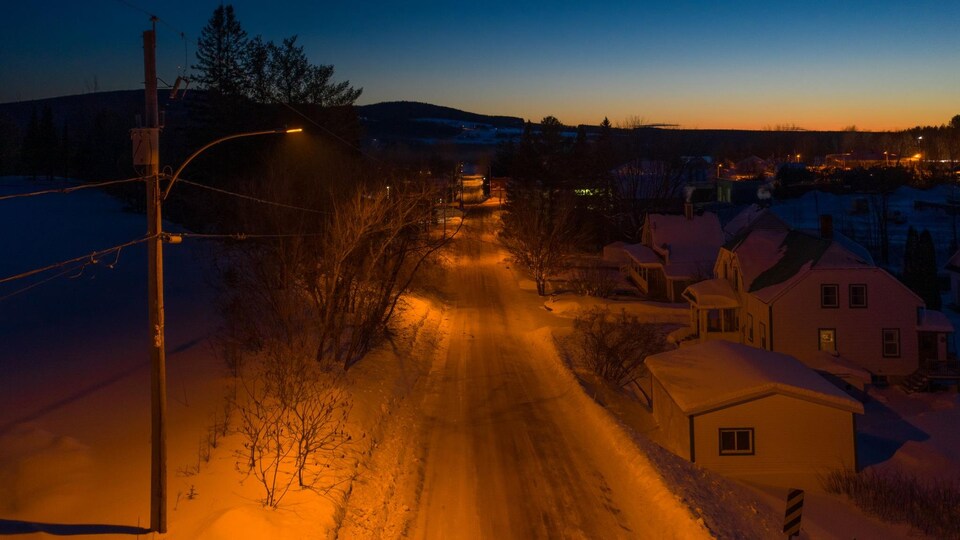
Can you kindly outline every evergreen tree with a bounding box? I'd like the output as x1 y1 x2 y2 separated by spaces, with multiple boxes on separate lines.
918 230 941 310
194 5 249 97
903 226 919 293
21 107 39 178
245 35 275 103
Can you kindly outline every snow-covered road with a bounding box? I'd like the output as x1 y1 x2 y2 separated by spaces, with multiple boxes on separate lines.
404 204 707 539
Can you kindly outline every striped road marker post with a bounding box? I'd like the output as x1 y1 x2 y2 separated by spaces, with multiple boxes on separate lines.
783 488 804 538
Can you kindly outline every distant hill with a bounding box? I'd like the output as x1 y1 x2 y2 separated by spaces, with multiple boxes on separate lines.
356 101 523 128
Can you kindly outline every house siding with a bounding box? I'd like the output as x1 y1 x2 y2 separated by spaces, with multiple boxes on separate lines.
651 379 692 461
772 268 921 377
692 394 856 488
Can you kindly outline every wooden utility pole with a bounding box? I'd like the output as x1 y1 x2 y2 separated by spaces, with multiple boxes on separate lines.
134 18 167 534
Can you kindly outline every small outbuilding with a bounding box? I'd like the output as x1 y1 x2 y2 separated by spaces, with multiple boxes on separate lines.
646 341 863 488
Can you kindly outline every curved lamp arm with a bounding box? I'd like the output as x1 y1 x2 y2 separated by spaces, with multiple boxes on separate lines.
162 127 302 200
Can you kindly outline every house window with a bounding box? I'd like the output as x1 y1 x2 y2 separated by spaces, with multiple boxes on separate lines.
849 284 867 308
882 328 901 357
719 428 755 455
759 322 767 349
723 309 738 332
819 328 837 353
821 284 839 308
747 313 754 342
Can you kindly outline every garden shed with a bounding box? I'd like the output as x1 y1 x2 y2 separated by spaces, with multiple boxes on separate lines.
646 341 863 488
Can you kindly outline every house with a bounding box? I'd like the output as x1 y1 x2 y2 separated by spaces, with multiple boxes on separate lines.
683 209 953 385
646 341 863 488
617 205 723 302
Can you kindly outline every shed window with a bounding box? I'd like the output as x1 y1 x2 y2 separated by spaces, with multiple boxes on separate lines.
821 284 839 308
719 428 754 455
882 328 901 358
849 284 867 308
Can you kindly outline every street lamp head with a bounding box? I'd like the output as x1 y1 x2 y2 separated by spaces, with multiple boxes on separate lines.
284 128 303 134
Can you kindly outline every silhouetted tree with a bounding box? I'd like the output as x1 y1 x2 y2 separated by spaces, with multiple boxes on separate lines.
194 4 249 97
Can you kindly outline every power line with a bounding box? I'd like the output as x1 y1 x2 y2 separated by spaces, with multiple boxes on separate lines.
0 177 146 202
277 101 379 162
0 235 155 286
175 178 330 214
0 265 83 302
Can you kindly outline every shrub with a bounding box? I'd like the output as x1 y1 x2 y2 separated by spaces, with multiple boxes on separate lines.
570 307 668 388
822 468 960 538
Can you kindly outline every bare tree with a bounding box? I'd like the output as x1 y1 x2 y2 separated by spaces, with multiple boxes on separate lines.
500 187 580 296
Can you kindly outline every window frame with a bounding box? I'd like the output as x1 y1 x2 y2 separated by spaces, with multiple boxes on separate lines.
849 283 867 308
882 328 901 358
719 427 755 456
819 328 837 352
821 283 840 308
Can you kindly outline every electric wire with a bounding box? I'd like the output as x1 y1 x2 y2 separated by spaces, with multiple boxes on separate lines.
0 265 84 302
0 177 146 202
175 178 330 214
276 101 379 162
0 235 156 286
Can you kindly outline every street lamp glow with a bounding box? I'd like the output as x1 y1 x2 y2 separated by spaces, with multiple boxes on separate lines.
285 128 303 133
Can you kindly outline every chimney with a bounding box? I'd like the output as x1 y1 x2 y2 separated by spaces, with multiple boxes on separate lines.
684 201 694 220
819 214 833 239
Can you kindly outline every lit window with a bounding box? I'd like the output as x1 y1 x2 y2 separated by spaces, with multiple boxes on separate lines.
719 428 754 455
849 284 867 308
819 328 837 353
821 284 839 308
883 328 900 357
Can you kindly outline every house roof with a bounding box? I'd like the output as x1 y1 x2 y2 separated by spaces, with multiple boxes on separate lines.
918 310 954 333
683 278 739 308
727 225 875 303
647 212 724 269
621 243 660 265
646 341 864 416
722 205 788 240
946 249 960 273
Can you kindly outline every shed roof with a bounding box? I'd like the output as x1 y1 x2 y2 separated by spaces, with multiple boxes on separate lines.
918 310 954 333
647 212 724 266
683 278 739 308
646 341 864 416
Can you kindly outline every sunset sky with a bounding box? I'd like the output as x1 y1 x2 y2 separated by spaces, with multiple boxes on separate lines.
2 0 958 130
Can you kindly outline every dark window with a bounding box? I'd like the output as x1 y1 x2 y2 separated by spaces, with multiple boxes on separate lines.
759 322 767 349
747 313 754 342
821 284 839 308
707 309 722 332
849 284 867 308
882 328 901 357
722 308 738 332
719 428 754 455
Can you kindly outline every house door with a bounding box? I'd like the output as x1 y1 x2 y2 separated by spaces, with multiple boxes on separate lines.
819 328 837 354
918 332 939 366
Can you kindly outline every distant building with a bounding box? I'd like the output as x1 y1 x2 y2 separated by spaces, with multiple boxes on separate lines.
682 208 953 386
611 204 723 302
647 341 862 488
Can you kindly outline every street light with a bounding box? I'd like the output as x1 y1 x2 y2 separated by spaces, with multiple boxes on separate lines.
163 127 302 200
147 126 301 532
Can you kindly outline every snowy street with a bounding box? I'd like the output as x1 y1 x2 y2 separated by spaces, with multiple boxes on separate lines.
367 203 708 539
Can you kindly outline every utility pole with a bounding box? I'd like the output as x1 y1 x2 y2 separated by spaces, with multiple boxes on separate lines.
132 17 167 534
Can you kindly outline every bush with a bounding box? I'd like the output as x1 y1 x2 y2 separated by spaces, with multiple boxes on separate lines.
570 307 668 389
822 468 960 538
568 263 617 298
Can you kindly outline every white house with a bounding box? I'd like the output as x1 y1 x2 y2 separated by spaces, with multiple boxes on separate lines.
683 210 953 386
616 206 723 302
646 341 863 488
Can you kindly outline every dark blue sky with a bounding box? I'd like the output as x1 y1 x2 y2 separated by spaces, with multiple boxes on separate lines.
2 1 958 129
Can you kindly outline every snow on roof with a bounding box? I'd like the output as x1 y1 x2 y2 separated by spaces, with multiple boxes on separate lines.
722 205 789 240
646 341 864 415
647 213 724 267
683 278 739 308
947 249 960 273
621 243 660 265
728 226 875 303
918 310 954 333
805 351 872 382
